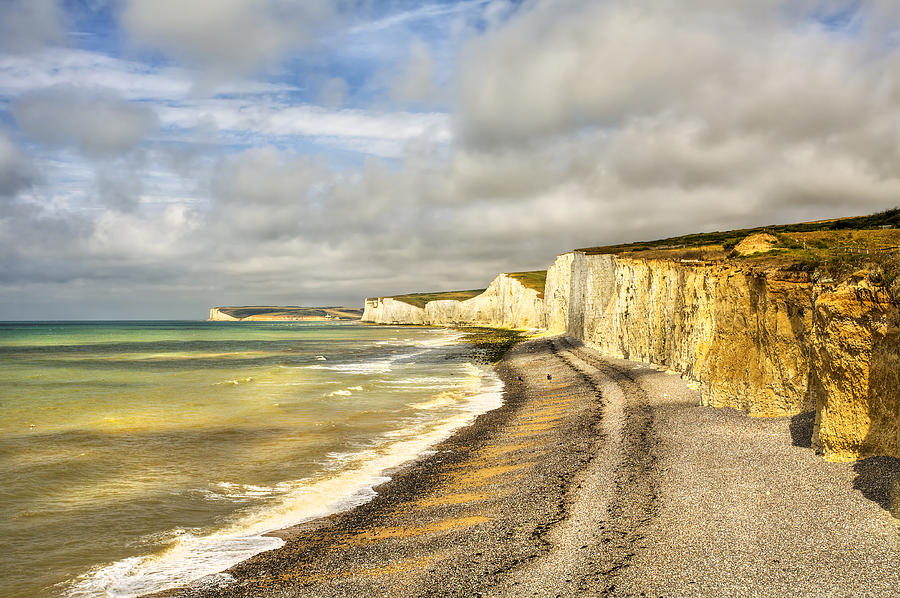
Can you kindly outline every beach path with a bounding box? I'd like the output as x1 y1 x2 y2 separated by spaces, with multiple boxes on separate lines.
157 337 900 598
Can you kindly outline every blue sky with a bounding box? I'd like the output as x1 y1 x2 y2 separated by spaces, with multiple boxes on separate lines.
1 0 899 319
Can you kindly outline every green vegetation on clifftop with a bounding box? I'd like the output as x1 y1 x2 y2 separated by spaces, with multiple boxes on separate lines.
507 270 547 298
578 208 900 256
387 289 487 309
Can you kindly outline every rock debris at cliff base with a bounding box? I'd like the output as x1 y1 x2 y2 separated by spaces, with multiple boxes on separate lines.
150 337 900 598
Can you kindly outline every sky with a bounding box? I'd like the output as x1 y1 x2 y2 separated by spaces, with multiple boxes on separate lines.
2 0 900 319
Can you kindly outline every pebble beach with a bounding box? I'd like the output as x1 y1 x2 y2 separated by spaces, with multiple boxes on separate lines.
152 336 900 597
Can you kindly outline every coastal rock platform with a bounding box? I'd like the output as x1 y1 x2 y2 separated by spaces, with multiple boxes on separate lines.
154 337 900 597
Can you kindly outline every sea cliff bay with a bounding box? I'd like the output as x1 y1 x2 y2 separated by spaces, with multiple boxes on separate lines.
364 214 900 464
158 212 900 597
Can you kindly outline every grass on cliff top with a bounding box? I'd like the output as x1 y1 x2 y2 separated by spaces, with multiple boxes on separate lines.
576 209 900 300
507 270 547 298
387 289 487 309
216 306 363 319
577 208 900 256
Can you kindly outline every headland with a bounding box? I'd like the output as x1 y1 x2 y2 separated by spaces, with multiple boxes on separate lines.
208 306 363 322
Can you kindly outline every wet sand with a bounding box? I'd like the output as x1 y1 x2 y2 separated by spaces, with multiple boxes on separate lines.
154 336 900 597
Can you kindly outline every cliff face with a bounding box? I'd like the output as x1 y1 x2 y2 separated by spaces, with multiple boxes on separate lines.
209 306 363 322
809 279 900 461
360 250 899 460
362 273 543 329
209 308 240 321
545 251 898 461
361 297 427 324
426 274 543 328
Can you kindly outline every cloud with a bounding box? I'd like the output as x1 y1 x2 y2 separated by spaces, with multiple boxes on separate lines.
156 100 451 157
0 0 65 54
0 130 35 197
120 0 337 80
11 85 158 156
455 1 896 147
319 77 348 108
346 1 487 36
6 0 900 320
0 48 294 102
393 38 438 103
450 0 900 224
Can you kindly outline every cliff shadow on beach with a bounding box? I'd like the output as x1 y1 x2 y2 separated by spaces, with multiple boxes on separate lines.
789 411 816 448
791 411 898 519
852 457 900 519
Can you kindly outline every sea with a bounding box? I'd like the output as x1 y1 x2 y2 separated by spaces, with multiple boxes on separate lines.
0 320 503 598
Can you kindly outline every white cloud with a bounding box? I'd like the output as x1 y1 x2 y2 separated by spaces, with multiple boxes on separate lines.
6 0 900 319
393 38 438 103
121 0 336 80
156 100 451 157
0 48 292 101
12 85 158 156
319 77 348 108
346 1 488 36
0 0 65 54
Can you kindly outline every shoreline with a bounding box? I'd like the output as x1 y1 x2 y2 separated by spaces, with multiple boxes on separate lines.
150 335 900 597
56 325 509 598
148 334 601 597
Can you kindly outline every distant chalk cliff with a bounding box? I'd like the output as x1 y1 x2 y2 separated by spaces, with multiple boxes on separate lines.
209 306 363 321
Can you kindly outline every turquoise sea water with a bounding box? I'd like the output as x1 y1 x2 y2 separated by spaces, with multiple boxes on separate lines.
0 321 502 598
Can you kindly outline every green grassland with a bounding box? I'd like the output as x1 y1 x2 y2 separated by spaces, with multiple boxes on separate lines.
507 270 547 297
578 208 900 256
387 289 487 309
577 209 900 300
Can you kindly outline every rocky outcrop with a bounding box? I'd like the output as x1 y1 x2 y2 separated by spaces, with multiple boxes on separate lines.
809 279 900 461
544 251 899 461
362 273 543 329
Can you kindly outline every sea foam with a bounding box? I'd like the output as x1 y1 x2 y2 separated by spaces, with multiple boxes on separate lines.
65 367 504 598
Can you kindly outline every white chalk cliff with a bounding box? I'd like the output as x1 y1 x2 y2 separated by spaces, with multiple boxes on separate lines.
363 273 543 329
362 251 900 462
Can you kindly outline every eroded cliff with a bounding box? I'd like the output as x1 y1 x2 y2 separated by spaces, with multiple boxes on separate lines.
209 306 363 321
362 273 544 329
361 214 900 461
209 308 240 321
545 251 899 461
361 297 427 324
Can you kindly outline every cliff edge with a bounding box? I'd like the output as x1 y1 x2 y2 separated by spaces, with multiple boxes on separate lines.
362 211 900 461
